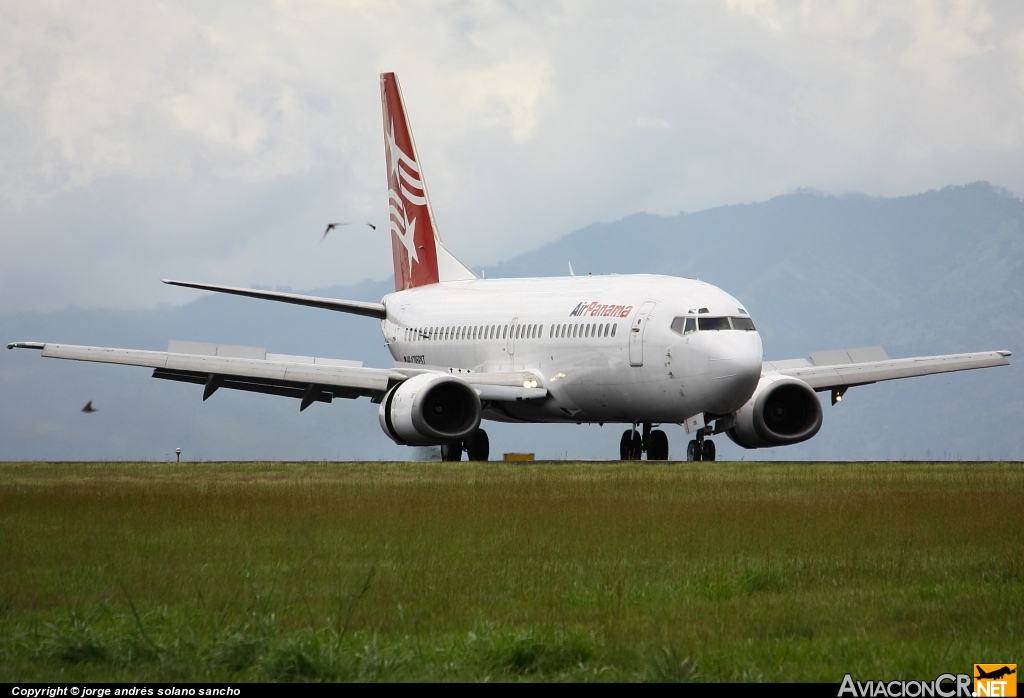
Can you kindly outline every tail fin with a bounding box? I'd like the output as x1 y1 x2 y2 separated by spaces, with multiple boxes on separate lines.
380 72 475 292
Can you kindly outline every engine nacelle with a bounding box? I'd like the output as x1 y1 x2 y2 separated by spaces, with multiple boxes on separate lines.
378 373 482 446
727 375 823 449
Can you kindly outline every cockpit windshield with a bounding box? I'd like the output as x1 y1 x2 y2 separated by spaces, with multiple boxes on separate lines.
671 316 756 335
670 317 697 335
698 316 730 331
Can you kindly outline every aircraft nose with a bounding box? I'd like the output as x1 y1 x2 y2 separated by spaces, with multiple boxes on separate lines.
707 331 762 413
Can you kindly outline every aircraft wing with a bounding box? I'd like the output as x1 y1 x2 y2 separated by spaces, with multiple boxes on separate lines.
161 279 387 319
6 340 547 409
763 345 1011 393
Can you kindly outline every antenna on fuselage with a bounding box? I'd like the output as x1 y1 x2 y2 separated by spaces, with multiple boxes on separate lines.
568 261 575 277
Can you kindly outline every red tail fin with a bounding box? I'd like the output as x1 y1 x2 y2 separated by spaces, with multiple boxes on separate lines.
381 72 441 291
381 73 476 291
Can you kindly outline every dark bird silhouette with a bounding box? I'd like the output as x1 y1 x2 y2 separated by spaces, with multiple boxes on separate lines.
365 221 377 230
81 400 97 413
320 222 350 242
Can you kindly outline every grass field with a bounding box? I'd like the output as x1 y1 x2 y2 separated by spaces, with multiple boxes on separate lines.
0 461 1021 682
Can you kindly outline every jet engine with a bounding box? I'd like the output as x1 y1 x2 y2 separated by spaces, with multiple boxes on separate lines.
378 373 482 445
726 375 823 449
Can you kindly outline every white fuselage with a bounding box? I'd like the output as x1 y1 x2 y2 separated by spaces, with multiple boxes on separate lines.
381 274 763 425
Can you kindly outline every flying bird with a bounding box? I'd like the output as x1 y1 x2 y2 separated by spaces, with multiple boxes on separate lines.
365 221 377 230
321 222 350 242
81 400 97 413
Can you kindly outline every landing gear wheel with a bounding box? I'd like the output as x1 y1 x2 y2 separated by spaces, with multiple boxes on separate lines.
465 429 490 461
440 443 463 461
647 430 669 461
686 439 702 462
702 440 716 462
620 429 643 460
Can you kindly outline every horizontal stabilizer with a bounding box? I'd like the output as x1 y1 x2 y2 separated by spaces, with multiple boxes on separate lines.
162 280 387 319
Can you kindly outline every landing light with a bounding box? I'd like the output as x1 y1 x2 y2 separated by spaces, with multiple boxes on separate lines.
523 379 538 389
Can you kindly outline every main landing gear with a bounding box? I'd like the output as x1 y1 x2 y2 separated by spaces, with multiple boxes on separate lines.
441 429 490 462
618 421 716 462
619 422 670 461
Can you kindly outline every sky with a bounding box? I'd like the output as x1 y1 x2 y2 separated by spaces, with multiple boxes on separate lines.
2 0 1024 313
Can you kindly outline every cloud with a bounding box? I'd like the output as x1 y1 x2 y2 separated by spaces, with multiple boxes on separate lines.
453 57 552 141
1 1 1023 312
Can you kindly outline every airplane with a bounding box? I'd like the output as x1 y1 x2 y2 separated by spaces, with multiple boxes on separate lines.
975 666 1016 681
6 73 1012 462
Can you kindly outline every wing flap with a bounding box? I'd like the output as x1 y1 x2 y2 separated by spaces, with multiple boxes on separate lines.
767 350 1011 391
808 346 889 365
151 368 363 402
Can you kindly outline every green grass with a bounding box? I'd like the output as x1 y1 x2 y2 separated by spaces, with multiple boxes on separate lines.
0 461 1021 681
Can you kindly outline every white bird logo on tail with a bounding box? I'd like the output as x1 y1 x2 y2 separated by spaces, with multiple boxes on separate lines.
386 119 426 273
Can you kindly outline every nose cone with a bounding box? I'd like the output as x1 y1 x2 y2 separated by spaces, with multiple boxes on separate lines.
707 331 762 413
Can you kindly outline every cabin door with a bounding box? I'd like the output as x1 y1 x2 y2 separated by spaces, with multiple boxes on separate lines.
629 301 656 367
